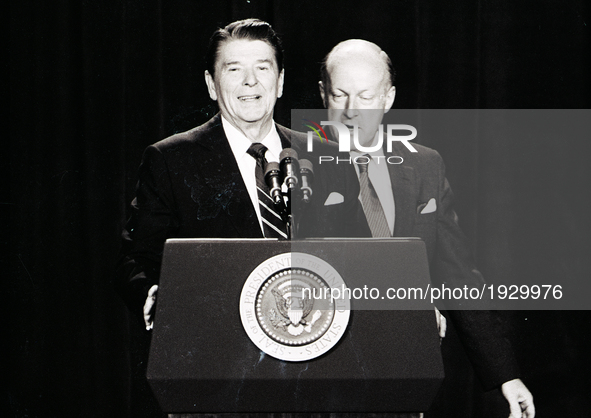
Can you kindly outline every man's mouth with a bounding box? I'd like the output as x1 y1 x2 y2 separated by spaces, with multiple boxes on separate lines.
238 95 261 102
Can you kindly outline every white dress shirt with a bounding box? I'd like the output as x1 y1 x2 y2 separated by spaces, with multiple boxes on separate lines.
350 144 395 235
222 116 283 235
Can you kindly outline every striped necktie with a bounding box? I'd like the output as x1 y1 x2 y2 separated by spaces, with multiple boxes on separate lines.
358 155 391 237
247 143 288 239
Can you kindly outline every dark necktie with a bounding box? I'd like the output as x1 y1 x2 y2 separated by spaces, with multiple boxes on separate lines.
247 143 288 239
358 155 391 237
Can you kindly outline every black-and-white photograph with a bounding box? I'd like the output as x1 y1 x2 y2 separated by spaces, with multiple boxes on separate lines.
9 1 590 417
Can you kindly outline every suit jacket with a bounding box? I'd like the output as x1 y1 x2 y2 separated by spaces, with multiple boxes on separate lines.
351 141 520 390
116 114 360 314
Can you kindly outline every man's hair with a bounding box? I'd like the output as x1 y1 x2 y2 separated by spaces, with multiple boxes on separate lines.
206 18 284 78
319 41 396 92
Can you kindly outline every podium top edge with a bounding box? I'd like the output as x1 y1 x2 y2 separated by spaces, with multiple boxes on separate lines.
166 238 277 243
299 237 422 241
165 237 422 244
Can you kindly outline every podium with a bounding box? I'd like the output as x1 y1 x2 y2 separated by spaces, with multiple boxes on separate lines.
147 238 444 413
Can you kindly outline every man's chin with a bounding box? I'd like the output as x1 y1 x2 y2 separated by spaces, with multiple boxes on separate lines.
242 112 272 124
229 109 272 126
351 138 378 150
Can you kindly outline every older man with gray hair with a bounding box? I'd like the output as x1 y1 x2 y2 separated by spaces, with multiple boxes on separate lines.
319 39 535 418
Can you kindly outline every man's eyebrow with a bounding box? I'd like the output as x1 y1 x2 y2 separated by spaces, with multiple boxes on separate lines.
222 61 241 67
331 88 372 95
222 58 273 67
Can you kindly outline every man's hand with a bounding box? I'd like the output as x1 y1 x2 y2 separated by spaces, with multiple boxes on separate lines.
501 378 535 418
434 306 447 341
144 285 158 330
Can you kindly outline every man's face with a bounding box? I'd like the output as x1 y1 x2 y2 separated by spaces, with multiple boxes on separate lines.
205 39 284 129
320 57 395 148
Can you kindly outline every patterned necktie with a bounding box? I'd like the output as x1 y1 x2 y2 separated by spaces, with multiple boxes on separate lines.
358 155 391 237
247 143 288 239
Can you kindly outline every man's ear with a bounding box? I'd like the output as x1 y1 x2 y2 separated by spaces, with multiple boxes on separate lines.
277 69 285 98
319 81 327 107
204 70 217 101
383 85 396 113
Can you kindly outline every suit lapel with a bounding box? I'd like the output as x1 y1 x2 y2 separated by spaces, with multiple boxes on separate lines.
389 160 417 238
276 123 292 149
195 115 262 238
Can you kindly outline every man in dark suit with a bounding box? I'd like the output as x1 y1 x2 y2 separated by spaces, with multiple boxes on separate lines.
116 19 360 330
318 39 535 417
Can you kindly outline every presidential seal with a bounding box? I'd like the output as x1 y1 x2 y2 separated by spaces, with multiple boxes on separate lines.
239 253 350 361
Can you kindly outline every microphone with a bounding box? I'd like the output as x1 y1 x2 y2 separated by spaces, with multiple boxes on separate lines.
279 148 299 190
299 159 314 203
264 161 283 205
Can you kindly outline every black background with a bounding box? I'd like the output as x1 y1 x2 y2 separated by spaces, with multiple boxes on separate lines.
9 0 591 417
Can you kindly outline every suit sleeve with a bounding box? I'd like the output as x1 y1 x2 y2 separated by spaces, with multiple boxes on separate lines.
431 155 521 390
115 144 179 315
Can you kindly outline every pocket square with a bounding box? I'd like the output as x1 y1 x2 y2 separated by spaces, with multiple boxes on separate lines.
420 198 437 214
324 192 344 206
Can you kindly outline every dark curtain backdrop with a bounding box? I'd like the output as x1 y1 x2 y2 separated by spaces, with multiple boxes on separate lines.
9 0 590 417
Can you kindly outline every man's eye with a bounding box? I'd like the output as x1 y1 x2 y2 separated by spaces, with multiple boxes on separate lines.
360 96 374 102
228 67 240 72
258 66 269 71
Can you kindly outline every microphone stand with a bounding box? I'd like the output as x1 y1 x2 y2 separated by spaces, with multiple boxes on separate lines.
291 158 314 240
279 148 299 241
284 187 299 240
280 161 313 240
265 150 314 241
287 206 294 240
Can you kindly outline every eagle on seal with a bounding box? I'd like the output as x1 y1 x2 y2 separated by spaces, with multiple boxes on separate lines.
272 287 314 332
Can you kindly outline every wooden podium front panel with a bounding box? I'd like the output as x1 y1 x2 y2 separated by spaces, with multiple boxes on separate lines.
147 239 443 413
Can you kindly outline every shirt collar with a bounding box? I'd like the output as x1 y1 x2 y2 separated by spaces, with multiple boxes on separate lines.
350 141 386 159
221 115 282 162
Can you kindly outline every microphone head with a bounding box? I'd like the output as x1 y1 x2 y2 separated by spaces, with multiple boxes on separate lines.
279 148 298 161
264 161 281 178
299 159 314 175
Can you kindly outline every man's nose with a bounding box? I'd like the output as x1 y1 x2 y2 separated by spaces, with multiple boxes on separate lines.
343 97 359 119
243 68 258 86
